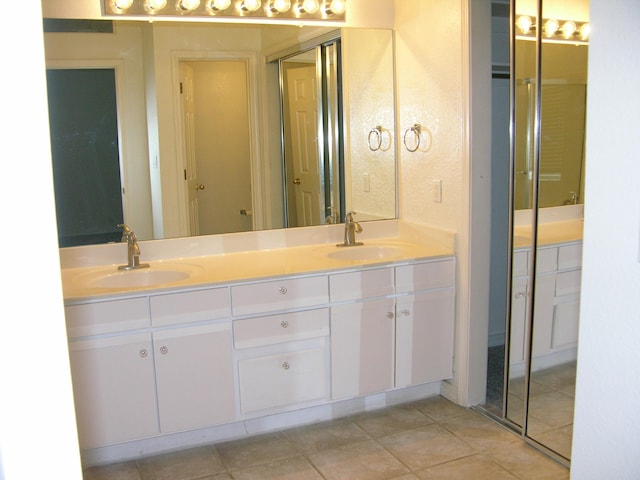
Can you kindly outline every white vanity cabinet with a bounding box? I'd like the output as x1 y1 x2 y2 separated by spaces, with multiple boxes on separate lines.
149 288 235 433
65 298 160 449
231 276 331 416
330 259 455 400
509 242 582 369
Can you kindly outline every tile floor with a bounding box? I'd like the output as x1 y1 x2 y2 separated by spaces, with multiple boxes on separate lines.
83 396 570 480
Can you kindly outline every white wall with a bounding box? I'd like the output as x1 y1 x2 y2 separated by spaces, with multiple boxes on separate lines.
571 1 640 478
0 1 82 479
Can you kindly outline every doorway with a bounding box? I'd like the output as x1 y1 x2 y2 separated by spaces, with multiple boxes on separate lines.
179 59 254 236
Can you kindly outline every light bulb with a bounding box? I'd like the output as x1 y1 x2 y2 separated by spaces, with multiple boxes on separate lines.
580 23 591 41
298 0 319 14
208 0 231 11
241 0 261 11
145 0 167 12
270 0 291 12
113 0 134 12
544 18 559 37
177 0 200 11
516 15 533 35
326 0 345 15
561 21 577 39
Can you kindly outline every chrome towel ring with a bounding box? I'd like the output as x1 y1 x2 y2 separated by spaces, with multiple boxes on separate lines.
403 123 432 152
368 126 383 151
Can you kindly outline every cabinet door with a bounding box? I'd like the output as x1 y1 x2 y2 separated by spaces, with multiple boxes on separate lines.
153 323 235 433
395 289 455 387
331 298 395 400
68 333 159 448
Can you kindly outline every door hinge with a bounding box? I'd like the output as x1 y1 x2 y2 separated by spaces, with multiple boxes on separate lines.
180 82 183 94
184 169 187 180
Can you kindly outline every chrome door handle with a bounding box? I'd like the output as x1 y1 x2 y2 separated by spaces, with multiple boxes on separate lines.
292 178 301 185
195 184 205 190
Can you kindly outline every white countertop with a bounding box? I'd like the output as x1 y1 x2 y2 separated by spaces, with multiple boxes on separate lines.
61 237 455 303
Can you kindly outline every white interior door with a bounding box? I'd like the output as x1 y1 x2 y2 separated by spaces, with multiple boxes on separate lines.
286 64 323 227
180 63 200 236
181 60 253 236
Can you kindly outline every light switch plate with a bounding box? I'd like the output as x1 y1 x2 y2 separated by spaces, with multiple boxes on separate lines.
431 179 442 203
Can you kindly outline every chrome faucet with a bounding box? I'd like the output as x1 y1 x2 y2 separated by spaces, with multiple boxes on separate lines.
338 211 363 247
118 224 150 271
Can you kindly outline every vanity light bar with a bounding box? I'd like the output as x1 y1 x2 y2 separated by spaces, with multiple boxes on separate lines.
105 0 346 20
516 15 590 44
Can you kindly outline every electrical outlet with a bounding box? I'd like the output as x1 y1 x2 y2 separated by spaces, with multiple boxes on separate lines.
431 179 442 203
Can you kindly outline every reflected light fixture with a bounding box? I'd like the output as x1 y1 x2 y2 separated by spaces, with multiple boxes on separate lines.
297 0 320 14
516 14 590 43
145 0 167 12
269 0 291 13
325 0 346 15
240 0 261 11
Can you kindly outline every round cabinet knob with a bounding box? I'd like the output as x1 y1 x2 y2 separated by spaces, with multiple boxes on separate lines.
399 309 410 317
387 312 395 319
515 291 526 299
282 361 290 370
139 349 148 358
278 286 288 295
160 346 169 355
281 320 289 329
195 184 205 190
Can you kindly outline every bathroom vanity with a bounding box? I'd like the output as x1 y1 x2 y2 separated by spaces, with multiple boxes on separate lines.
61 230 456 461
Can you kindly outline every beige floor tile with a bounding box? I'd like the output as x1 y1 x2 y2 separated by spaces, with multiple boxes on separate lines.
230 455 323 480
378 424 477 470
285 418 370 455
440 412 520 452
529 428 573 460
136 446 224 480
215 432 299 471
415 454 519 480
487 442 570 480
354 404 434 439
309 439 409 480
389 475 421 480
409 396 469 422
527 391 575 429
83 461 141 480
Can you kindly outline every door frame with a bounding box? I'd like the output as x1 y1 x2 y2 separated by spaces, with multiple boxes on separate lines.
171 51 263 235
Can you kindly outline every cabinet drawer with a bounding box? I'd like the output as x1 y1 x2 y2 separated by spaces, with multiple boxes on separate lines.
330 267 394 302
512 250 528 277
231 276 328 315
556 270 582 296
65 297 149 337
234 308 329 349
558 243 583 270
238 347 328 414
536 247 558 273
396 259 455 293
150 287 230 327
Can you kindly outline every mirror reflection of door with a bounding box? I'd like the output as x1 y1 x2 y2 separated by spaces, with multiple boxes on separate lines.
280 40 343 228
46 68 124 247
283 60 322 227
179 60 253 236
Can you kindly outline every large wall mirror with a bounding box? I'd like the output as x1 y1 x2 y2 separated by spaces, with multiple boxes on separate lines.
43 19 397 247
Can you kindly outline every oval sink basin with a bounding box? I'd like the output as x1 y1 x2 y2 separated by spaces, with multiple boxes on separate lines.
76 263 204 290
90 269 191 289
327 245 405 261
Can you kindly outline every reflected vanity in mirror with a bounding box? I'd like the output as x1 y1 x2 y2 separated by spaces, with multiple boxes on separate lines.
43 19 397 247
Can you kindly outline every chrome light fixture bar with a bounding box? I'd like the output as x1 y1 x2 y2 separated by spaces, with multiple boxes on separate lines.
516 14 590 44
104 0 346 21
